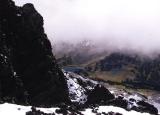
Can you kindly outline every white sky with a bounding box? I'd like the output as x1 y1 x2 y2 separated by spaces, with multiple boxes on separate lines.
14 0 160 55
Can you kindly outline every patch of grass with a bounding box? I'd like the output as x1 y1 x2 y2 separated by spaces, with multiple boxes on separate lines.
88 70 135 83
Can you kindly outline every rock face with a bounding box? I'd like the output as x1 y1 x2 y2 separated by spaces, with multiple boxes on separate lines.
0 0 69 106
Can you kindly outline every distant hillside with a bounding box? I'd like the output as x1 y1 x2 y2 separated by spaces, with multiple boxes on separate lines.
86 53 160 91
54 41 160 91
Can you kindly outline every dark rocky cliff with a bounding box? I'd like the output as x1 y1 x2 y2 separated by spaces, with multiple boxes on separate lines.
0 0 69 106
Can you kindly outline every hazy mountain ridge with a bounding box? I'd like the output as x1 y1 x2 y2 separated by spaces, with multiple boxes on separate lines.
54 41 160 91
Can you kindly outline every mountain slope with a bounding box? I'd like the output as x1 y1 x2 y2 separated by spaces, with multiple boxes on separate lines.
87 52 160 91
63 70 158 114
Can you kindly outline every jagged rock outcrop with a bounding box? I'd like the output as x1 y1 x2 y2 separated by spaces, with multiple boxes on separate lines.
0 0 69 106
86 84 115 105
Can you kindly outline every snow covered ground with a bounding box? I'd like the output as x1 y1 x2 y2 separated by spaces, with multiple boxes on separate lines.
0 103 58 115
82 106 150 115
0 103 151 115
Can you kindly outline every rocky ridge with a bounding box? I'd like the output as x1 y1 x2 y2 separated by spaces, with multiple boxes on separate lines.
0 0 69 106
64 71 158 114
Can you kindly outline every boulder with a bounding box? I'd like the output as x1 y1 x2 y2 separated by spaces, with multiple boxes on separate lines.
136 101 158 115
86 84 115 105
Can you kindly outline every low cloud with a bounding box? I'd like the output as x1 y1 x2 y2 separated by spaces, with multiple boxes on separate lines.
14 0 160 56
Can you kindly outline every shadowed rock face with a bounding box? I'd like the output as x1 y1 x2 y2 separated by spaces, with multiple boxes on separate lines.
86 84 115 105
0 0 69 106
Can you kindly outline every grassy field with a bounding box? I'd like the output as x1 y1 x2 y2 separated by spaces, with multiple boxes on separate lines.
88 69 135 82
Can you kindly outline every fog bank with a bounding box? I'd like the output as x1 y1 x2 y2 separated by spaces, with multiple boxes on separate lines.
14 0 160 56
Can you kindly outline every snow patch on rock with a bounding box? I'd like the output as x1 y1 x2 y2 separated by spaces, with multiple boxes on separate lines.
64 72 87 104
63 70 98 104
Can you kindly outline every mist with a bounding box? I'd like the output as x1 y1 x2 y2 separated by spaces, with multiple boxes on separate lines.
14 0 160 56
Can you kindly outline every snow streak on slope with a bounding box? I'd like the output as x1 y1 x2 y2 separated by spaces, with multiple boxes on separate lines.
64 71 98 104
65 72 87 104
